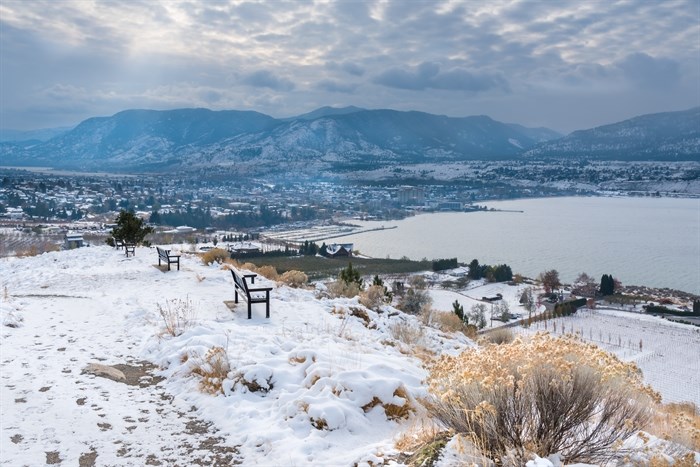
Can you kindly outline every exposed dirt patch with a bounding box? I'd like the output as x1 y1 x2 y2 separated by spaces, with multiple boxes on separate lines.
78 448 98 467
10 434 23 444
112 361 165 387
97 422 112 431
39 386 51 392
14 397 26 403
183 418 241 466
82 361 164 387
46 451 61 464
76 397 87 406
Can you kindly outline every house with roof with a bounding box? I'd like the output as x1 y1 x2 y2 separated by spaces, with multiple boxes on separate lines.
326 243 353 258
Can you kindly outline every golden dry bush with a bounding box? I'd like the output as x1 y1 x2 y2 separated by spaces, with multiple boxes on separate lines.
427 333 658 465
327 279 361 298
190 346 231 395
279 270 308 288
359 285 387 310
646 402 700 452
255 265 278 280
482 327 514 345
200 248 229 265
432 311 467 333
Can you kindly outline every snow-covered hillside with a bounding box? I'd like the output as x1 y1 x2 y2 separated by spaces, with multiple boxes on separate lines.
1 246 698 465
0 245 471 466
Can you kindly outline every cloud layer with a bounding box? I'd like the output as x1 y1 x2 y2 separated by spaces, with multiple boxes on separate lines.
0 0 698 132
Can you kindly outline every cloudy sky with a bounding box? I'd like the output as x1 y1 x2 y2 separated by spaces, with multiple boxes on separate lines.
0 0 698 133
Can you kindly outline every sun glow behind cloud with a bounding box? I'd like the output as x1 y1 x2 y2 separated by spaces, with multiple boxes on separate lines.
0 0 698 132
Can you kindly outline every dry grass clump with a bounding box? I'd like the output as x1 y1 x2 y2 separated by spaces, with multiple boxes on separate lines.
390 320 425 347
427 333 658 465
157 297 197 337
359 285 388 310
361 386 413 420
279 270 308 288
646 402 700 452
200 247 230 265
327 279 361 298
190 346 231 395
482 327 514 345
15 243 60 257
255 265 278 281
432 312 477 338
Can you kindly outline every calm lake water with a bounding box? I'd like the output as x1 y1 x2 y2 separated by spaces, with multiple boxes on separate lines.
332 196 700 295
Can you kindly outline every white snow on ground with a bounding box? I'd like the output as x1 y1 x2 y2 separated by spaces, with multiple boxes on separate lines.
514 307 700 406
0 245 472 466
2 247 699 465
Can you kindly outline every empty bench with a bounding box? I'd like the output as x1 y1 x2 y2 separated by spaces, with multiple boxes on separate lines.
124 243 136 257
156 246 181 271
230 269 272 319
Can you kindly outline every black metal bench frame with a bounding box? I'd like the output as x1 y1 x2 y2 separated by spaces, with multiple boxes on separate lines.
124 243 136 257
230 269 272 319
156 246 180 271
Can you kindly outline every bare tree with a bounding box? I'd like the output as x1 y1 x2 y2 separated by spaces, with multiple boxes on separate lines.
539 269 561 294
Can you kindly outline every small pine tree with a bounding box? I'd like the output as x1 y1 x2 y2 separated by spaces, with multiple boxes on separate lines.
109 210 154 245
452 300 466 323
339 262 363 289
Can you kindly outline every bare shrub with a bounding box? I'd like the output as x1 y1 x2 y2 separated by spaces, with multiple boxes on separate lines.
359 284 387 310
200 248 229 265
190 346 231 394
349 306 372 327
255 265 278 281
427 334 656 465
483 328 514 345
327 279 361 298
397 288 432 315
279 270 308 288
390 320 424 346
157 297 197 337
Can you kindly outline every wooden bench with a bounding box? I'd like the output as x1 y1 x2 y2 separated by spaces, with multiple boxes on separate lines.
230 269 272 319
156 246 180 271
124 243 136 257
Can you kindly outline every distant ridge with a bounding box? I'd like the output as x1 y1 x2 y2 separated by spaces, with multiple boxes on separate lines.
524 107 700 160
2 106 697 173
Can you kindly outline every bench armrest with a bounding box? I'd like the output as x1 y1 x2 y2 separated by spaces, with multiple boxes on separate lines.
248 286 273 292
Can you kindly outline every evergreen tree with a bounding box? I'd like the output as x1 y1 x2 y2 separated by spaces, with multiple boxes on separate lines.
109 210 154 245
372 275 384 287
339 262 363 288
600 274 615 296
452 300 466 323
467 259 482 280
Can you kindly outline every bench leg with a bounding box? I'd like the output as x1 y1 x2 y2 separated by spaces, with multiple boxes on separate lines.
158 257 162 267
176 260 180 271
247 302 252 319
167 262 171 271
234 290 239 304
265 292 270 318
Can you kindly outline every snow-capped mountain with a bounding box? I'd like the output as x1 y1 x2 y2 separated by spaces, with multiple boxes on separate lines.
524 107 700 160
0 108 560 173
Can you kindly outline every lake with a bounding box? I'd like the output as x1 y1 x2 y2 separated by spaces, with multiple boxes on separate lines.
331 196 700 295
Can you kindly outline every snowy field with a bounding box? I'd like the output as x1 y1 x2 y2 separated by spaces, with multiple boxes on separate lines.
514 307 700 407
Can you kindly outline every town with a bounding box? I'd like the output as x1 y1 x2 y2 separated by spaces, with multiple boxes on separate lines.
0 159 698 256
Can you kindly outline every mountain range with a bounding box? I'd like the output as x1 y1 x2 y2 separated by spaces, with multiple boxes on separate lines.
1 106 697 173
